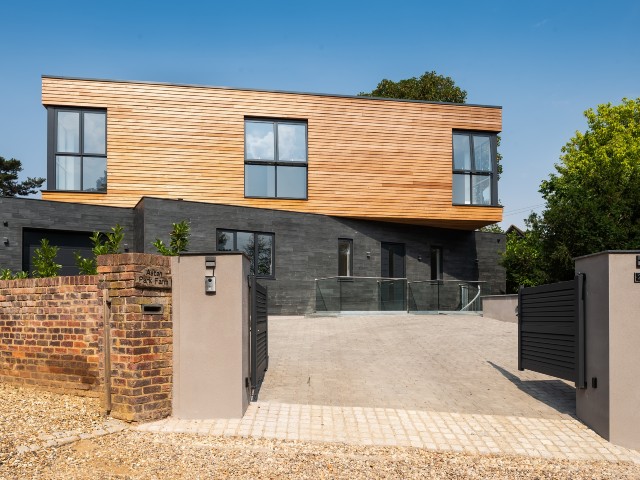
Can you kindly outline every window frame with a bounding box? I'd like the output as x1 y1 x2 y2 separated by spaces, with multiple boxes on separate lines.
244 118 308 200
452 131 498 206
338 238 353 277
47 106 108 193
215 228 276 279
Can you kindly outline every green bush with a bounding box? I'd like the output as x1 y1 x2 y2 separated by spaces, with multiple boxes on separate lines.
32 239 61 278
75 224 125 275
153 220 190 256
0 268 27 280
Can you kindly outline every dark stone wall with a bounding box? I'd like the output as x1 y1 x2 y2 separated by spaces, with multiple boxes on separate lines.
138 198 506 314
0 196 505 314
0 197 134 273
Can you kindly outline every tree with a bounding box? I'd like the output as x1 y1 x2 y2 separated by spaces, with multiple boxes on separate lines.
32 239 61 278
359 71 502 178
503 98 640 289
359 70 467 104
0 156 45 197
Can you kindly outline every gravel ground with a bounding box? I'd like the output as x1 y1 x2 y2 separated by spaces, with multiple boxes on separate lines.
2 431 640 480
0 382 116 464
2 382 640 479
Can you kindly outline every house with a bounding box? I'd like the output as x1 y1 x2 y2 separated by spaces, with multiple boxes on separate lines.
0 75 505 314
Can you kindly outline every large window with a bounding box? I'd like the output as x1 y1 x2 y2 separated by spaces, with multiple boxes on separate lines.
217 229 274 278
245 119 307 199
338 238 353 277
452 132 497 206
48 108 107 192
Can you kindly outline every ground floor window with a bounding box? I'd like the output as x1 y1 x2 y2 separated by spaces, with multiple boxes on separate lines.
216 229 274 278
338 238 353 276
431 246 443 280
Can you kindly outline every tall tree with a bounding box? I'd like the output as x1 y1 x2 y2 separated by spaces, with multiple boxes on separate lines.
0 156 45 196
359 70 467 103
502 98 640 289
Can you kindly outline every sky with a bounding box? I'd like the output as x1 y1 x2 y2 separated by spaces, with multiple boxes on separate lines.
1 1 639 229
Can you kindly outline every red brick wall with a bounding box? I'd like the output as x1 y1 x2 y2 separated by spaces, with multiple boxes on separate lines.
98 253 173 422
0 275 102 396
0 253 173 423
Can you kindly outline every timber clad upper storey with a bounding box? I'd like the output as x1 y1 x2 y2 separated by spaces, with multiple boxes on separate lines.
42 76 503 229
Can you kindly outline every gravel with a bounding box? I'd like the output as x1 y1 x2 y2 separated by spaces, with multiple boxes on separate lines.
2 432 640 479
2 382 640 479
0 382 118 464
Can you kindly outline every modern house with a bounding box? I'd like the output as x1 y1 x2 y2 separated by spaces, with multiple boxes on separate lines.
0 75 505 314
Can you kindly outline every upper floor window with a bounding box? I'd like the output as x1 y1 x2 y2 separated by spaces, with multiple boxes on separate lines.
217 229 275 278
452 132 497 206
244 119 307 199
48 108 107 192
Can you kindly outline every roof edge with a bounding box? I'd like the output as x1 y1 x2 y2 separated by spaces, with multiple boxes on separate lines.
42 74 502 110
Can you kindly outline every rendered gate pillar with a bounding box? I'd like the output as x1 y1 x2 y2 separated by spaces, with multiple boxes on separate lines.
575 251 640 450
171 253 251 419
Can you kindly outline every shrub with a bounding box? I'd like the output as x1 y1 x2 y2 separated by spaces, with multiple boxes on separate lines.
32 239 61 278
153 220 190 256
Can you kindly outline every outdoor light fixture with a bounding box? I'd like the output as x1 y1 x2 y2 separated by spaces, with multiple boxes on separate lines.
3 237 8 246
2 221 7 227
418 255 422 262
366 251 371 259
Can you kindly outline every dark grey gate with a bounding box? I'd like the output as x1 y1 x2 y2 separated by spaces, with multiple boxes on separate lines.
249 275 269 390
518 274 586 388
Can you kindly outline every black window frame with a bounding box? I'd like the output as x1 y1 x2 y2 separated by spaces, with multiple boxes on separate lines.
452 131 498 206
215 228 275 279
47 106 108 193
338 238 353 277
244 118 308 200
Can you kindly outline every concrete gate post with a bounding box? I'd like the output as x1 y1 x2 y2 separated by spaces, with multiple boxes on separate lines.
171 253 251 419
575 251 640 450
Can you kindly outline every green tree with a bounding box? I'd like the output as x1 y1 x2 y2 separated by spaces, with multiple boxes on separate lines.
153 220 191 256
504 98 640 288
359 71 502 178
0 156 45 196
32 239 61 277
501 214 549 292
359 70 467 104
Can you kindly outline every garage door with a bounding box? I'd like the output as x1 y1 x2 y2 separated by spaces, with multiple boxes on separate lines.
23 228 93 276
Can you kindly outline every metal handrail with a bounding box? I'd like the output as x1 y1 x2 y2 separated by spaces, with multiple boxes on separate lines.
460 284 482 311
408 280 487 285
315 276 408 281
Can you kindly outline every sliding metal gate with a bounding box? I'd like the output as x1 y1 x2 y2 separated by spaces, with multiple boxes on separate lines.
518 274 586 388
249 276 269 390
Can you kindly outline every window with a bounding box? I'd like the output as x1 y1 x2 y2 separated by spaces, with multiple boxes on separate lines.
48 108 107 192
452 132 497 206
245 119 307 199
216 229 274 277
430 246 443 280
338 238 353 276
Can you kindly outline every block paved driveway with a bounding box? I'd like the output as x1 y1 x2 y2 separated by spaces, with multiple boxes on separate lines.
141 314 640 462
257 314 574 419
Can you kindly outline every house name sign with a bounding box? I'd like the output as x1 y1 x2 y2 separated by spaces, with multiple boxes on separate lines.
135 266 172 290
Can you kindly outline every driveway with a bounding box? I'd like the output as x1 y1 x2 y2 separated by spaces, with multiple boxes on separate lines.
258 314 574 419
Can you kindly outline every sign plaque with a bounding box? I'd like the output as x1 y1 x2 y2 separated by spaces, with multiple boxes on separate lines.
635 272 640 284
135 266 172 289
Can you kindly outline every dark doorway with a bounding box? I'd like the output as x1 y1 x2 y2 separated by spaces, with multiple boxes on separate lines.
23 228 93 276
380 242 406 310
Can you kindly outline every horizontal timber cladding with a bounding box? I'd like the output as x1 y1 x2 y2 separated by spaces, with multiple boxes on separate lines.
41 76 503 230
518 275 586 388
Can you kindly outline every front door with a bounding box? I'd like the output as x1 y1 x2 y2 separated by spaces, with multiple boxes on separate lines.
380 242 406 310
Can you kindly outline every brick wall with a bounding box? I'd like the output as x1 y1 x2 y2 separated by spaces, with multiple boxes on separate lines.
0 253 173 423
0 275 102 395
98 253 173 422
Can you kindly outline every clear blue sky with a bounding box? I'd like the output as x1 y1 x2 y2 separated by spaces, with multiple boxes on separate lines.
1 1 639 228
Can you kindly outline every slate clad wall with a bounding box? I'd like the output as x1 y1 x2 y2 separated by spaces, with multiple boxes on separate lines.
138 198 506 314
0 197 134 273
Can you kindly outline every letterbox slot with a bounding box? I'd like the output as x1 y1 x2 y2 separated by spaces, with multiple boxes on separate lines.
142 304 163 315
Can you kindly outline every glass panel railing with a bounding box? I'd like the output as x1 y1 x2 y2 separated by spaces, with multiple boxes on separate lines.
407 281 484 312
315 277 407 312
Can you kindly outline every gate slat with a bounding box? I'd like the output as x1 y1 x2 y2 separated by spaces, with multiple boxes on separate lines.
518 274 586 388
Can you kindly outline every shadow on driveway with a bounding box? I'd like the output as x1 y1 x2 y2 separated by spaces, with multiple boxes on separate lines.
487 361 576 416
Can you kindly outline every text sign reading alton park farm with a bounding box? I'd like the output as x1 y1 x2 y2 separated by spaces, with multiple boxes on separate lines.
134 266 172 290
